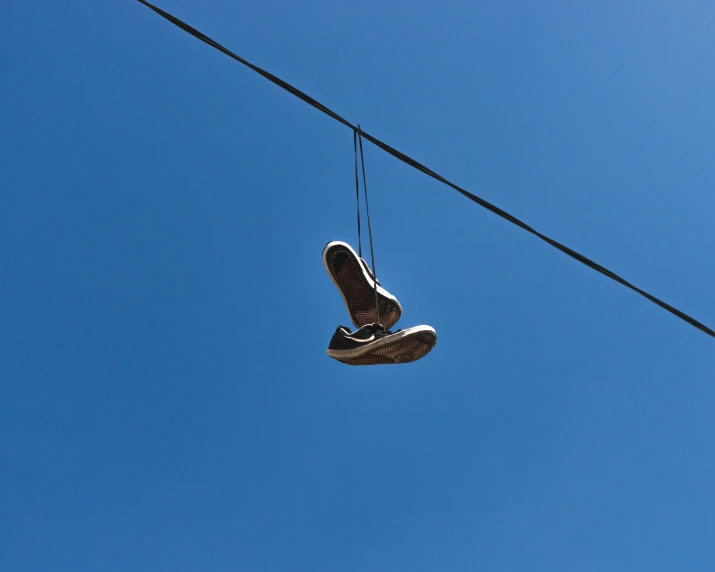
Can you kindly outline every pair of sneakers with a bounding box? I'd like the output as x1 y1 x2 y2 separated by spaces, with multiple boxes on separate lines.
322 241 437 366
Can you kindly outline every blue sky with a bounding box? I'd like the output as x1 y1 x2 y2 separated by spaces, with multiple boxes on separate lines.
2 1 714 570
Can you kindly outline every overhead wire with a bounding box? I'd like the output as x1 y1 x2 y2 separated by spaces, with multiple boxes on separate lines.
135 0 715 341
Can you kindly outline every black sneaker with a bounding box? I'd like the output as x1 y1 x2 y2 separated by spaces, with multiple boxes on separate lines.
322 241 402 330
327 323 437 366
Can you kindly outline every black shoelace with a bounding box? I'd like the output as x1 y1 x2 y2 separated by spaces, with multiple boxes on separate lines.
353 126 381 329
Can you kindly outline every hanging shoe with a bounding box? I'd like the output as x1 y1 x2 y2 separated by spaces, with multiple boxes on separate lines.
327 323 437 366
322 241 402 330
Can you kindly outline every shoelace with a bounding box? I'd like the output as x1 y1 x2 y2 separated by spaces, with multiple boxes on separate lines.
354 127 381 327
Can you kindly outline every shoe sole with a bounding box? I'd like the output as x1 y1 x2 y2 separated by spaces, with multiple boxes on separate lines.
327 325 437 366
322 241 402 330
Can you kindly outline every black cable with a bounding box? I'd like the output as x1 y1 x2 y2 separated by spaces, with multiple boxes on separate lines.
135 0 715 341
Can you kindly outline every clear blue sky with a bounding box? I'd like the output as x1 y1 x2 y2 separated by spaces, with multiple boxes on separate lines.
2 1 714 570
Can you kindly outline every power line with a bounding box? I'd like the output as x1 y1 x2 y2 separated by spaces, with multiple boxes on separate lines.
136 0 715 341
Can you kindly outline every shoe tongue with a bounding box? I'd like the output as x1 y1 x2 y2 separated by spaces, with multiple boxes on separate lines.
363 322 389 335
